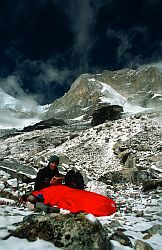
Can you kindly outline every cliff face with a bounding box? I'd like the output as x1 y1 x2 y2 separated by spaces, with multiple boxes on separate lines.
45 74 102 120
96 66 162 106
45 66 162 120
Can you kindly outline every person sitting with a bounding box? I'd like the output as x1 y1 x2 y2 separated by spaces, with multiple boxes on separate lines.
34 155 64 191
27 155 64 204
27 155 85 207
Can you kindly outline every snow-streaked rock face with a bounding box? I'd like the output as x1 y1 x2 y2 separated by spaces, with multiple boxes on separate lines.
45 66 162 120
96 66 162 104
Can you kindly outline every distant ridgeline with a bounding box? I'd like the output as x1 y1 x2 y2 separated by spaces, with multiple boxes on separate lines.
0 128 18 138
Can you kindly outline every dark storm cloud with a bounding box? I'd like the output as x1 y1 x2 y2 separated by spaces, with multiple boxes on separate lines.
106 26 148 67
0 0 162 104
17 59 71 86
36 62 70 85
13 58 73 104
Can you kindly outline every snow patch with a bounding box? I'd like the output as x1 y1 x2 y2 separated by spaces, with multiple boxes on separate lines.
85 213 97 222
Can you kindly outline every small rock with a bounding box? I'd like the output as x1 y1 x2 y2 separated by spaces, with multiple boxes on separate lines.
142 224 162 235
134 239 154 250
109 229 133 247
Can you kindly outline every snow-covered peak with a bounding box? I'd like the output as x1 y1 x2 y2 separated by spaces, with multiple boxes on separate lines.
0 87 37 112
98 80 127 106
0 87 20 109
0 88 51 130
89 78 151 114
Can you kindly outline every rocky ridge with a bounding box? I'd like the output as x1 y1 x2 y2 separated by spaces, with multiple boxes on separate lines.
45 66 162 121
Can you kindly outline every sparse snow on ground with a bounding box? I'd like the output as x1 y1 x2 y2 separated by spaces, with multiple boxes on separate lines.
0 181 162 250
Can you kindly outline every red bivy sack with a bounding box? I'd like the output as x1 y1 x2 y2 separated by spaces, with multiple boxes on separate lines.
32 185 116 217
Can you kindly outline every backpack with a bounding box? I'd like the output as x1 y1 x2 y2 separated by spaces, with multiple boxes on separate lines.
65 169 85 190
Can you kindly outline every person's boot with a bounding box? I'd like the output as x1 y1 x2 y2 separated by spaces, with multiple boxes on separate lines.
34 202 49 213
49 206 60 213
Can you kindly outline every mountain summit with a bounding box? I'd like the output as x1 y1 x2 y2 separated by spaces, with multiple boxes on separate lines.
45 66 162 121
1 65 162 130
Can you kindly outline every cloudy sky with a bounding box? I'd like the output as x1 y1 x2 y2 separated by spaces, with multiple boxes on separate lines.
0 0 162 105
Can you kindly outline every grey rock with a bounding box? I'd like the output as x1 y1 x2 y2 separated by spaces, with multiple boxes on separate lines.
86 180 108 196
109 229 133 247
142 224 162 235
142 179 162 192
45 66 162 121
156 210 162 217
6 213 111 250
21 117 67 132
0 190 19 202
134 239 154 250
136 210 144 217
91 105 123 126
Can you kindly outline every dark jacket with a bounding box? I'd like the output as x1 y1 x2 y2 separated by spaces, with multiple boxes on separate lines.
34 165 60 191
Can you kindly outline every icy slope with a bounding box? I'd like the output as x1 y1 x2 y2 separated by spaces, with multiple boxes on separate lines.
0 88 51 129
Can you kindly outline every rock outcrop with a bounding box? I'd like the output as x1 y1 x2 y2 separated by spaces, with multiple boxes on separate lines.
45 66 162 121
6 213 111 250
96 66 162 107
91 105 123 126
22 117 67 132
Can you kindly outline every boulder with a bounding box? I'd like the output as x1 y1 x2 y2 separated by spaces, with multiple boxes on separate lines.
109 229 133 247
86 180 109 196
22 117 67 132
6 213 111 250
91 105 123 126
142 179 162 192
134 239 154 250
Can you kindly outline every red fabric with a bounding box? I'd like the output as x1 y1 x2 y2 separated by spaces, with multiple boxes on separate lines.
32 185 116 217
